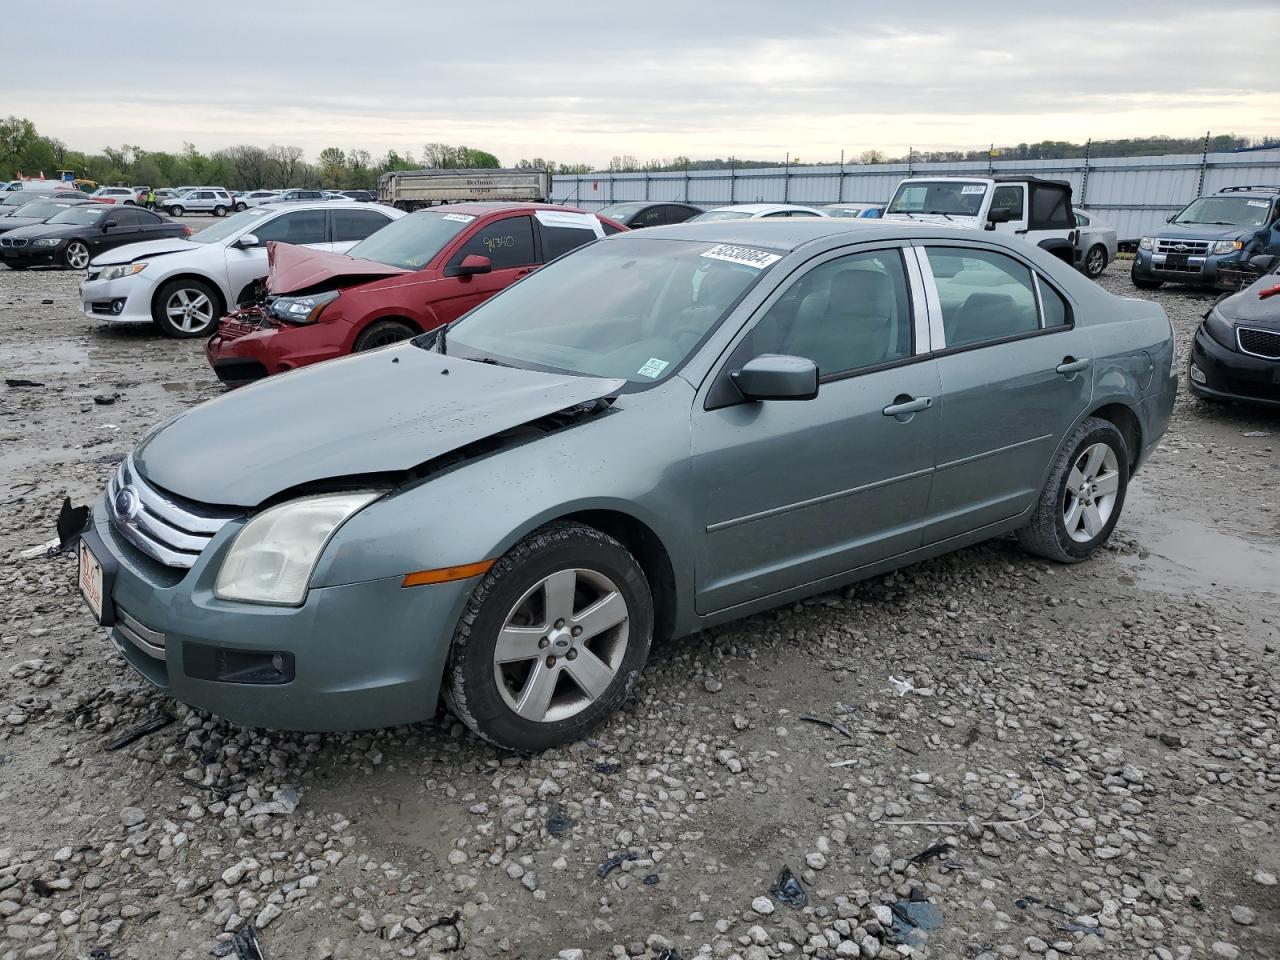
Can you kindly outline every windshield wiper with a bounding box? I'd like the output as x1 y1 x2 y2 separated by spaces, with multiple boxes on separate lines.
924 210 956 221
435 322 449 355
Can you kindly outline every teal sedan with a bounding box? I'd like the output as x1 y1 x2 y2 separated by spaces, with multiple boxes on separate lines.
77 219 1177 751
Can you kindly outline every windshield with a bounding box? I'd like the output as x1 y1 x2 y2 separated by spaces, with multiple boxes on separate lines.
11 200 73 219
189 207 272 245
445 237 777 383
693 209 752 221
346 209 469 269
1173 196 1274 228
47 206 105 226
1 193 39 207
598 202 647 221
888 181 987 216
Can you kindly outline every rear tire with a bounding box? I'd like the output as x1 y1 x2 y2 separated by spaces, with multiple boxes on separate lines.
1084 244 1108 278
444 522 653 752
353 319 418 352
152 278 222 338
1017 417 1129 563
212 205 227 217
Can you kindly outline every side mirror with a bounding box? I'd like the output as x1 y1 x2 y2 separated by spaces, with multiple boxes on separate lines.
234 233 260 249
730 354 818 402
1249 254 1278 274
450 253 492 278
102 219 118 231
986 208 1013 230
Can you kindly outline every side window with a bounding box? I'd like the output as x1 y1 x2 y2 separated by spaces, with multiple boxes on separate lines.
790 211 821 218
1037 276 1071 328
1074 212 1089 227
255 210 327 245
990 186 1024 220
601 220 625 236
633 206 664 228
925 247 1040 348
539 223 598 261
665 206 697 225
135 209 161 225
450 216 535 269
746 250 913 377
332 208 391 243
1029 186 1073 230
764 210 791 218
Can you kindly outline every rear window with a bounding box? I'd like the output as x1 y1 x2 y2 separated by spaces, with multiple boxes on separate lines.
539 223 598 261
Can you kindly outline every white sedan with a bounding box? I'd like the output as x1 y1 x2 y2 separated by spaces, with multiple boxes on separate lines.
690 203 828 221
78 201 403 337
233 190 281 211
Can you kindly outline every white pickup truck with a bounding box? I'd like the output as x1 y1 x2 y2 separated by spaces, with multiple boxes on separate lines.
378 168 551 211
883 176 1078 265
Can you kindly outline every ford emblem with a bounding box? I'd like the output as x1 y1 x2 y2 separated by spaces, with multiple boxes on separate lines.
1173 243 1189 252
114 486 140 521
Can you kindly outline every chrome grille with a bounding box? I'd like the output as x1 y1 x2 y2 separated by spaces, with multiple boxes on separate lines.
1238 327 1280 360
107 455 238 568
1 237 28 248
1155 238 1210 255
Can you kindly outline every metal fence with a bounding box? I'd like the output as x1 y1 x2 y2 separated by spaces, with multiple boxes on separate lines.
551 149 1280 242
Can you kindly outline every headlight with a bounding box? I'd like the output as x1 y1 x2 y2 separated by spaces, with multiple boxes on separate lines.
1138 237 1155 251
214 492 379 605
1212 239 1243 256
1202 305 1235 350
269 289 340 324
32 238 61 247
98 262 147 281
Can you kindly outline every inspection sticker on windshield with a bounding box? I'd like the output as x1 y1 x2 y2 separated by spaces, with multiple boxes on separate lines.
1247 200 1268 207
442 213 476 223
701 244 780 269
961 184 986 194
636 357 670 378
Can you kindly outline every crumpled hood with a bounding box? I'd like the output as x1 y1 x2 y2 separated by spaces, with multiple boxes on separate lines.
92 237 200 265
1153 222 1255 242
135 343 625 506
266 242 407 295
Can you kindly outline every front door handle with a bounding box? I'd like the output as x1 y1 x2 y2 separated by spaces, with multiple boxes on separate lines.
1056 357 1091 376
882 395 933 418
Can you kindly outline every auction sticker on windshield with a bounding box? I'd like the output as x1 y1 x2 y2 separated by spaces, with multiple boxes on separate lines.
442 213 476 223
79 538 104 623
701 244 780 269
636 357 669 378
961 184 986 194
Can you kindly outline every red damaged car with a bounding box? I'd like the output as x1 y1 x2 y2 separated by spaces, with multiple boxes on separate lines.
206 202 625 386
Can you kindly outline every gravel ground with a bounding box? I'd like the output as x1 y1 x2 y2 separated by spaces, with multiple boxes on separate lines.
0 259 1277 960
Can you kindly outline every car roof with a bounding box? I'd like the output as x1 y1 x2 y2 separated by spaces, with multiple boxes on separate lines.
420 201 599 216
626 217 1028 252
254 200 370 213
703 203 819 214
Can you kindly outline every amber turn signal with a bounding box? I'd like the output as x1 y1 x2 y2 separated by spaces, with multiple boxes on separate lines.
401 560 495 587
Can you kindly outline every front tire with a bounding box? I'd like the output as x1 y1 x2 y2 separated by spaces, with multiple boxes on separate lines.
1017 417 1129 563
444 522 653 752
1130 265 1162 290
152 278 221 338
64 241 90 270
168 205 184 217
234 203 247 212
1084 244 1108 278
353 318 417 351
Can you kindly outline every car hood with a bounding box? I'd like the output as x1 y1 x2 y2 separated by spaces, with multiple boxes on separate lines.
0 216 44 233
1155 222 1255 241
1218 275 1280 326
134 343 625 506
266 242 408 295
0 223 84 241
92 237 202 265
883 213 979 228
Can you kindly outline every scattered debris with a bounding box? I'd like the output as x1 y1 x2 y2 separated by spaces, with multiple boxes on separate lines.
89 950 110 960
18 538 59 559
887 675 915 696
799 714 853 738
57 497 89 552
643 873 660 885
958 650 994 662
104 714 174 751
768 865 808 909
546 804 574 837
413 911 463 952
93 393 120 405
1242 431 1270 438
908 840 955 864
5 378 44 388
212 922 268 959
592 761 622 775
596 851 638 879
656 950 684 960
888 897 943 946
31 877 58 897
828 758 859 768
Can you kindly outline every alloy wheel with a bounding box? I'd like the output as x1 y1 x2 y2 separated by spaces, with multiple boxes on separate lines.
66 242 90 270
492 568 630 723
1086 247 1106 276
165 288 215 333
1063 442 1120 543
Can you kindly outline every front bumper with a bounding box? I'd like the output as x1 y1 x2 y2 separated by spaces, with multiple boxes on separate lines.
0 242 64 267
1132 247 1245 288
206 318 351 386
80 273 158 325
83 499 472 731
1188 323 1280 407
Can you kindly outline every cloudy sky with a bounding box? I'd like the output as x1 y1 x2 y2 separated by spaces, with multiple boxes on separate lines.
11 1 1280 166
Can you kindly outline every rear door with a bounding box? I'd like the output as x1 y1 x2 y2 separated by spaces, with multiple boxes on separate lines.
434 214 538 322
691 245 940 612
917 242 1092 543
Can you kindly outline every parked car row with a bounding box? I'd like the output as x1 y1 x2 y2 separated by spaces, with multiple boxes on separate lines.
73 212 1179 750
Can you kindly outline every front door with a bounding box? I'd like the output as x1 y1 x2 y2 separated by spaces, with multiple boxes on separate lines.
433 215 538 323
989 183 1027 238
692 246 940 613
225 209 331 304
918 242 1093 543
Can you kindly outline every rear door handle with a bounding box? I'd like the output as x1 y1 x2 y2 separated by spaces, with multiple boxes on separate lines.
882 395 933 417
1055 357 1091 376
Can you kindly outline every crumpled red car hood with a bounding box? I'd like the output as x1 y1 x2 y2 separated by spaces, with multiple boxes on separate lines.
266 241 408 295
